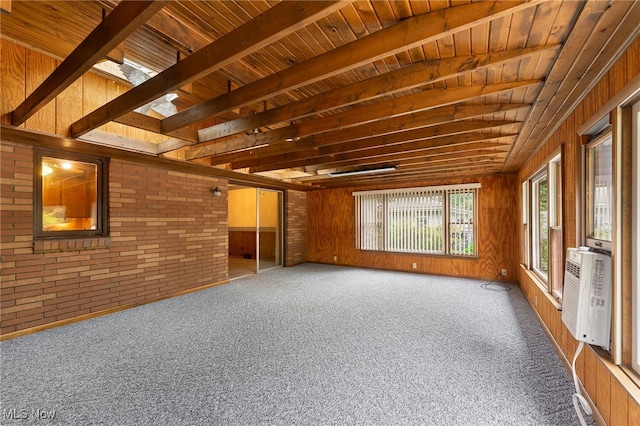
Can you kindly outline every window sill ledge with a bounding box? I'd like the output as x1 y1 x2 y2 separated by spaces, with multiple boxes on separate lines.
33 237 110 253
520 264 562 311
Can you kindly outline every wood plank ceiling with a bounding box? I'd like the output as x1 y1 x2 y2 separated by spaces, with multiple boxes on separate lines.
2 0 639 189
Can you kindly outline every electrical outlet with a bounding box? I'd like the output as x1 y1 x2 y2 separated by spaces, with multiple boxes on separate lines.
412 263 417 269
333 255 337 262
501 269 507 276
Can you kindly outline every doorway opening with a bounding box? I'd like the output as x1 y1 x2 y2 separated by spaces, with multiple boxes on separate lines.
228 185 283 280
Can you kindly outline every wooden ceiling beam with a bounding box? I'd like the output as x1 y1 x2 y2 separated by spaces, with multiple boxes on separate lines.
239 120 519 172
392 148 511 169
156 138 194 154
197 45 555 142
296 159 506 186
69 1 349 137
1 0 11 14
214 104 527 167
1 124 309 191
314 164 505 188
113 112 198 143
503 0 639 171
309 140 512 172
11 0 169 126
76 131 193 156
254 133 517 173
293 139 514 174
77 130 194 156
288 81 538 138
188 80 540 161
163 0 539 133
396 160 507 177
319 144 513 176
313 151 509 180
78 130 162 155
97 0 272 110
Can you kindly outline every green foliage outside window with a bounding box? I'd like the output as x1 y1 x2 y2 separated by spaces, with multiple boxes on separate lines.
537 176 549 275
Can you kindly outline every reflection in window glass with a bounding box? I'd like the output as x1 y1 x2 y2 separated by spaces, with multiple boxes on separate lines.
522 181 529 267
533 172 549 281
41 156 98 231
587 134 613 243
549 155 563 299
631 100 639 374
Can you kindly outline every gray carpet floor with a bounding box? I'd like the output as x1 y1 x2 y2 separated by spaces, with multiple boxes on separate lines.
1 263 593 425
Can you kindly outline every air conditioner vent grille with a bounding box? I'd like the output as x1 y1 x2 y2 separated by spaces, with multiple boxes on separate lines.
566 259 581 279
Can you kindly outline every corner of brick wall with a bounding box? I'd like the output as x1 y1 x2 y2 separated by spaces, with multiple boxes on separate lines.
285 190 307 266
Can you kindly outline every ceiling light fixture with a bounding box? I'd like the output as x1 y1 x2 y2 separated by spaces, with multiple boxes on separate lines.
327 166 397 177
42 164 53 176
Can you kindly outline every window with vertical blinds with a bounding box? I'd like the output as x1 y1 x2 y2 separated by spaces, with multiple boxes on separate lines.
354 184 479 256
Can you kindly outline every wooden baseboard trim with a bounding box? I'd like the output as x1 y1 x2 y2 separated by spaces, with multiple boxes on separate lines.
0 279 229 341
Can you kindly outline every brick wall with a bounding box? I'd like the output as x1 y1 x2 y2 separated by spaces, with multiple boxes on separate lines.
285 189 307 266
1 142 228 335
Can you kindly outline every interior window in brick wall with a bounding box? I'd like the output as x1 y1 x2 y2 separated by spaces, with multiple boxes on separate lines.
34 149 109 238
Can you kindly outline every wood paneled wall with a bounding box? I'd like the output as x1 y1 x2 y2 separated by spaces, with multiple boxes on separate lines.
518 36 640 425
307 174 519 282
229 230 257 258
1 39 164 143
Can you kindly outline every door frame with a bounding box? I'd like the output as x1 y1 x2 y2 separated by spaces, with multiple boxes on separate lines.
256 188 283 273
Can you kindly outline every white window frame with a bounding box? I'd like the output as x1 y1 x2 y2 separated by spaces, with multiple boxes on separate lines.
585 131 614 252
531 168 549 284
523 151 562 295
632 99 640 373
522 181 529 267
549 154 563 299
354 183 480 257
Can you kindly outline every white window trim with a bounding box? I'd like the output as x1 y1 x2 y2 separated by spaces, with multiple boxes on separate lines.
585 130 614 252
522 181 529 267
632 99 640 373
549 153 563 300
523 151 562 294
531 168 549 284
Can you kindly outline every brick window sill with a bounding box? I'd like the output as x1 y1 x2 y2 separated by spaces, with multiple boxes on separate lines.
33 237 110 253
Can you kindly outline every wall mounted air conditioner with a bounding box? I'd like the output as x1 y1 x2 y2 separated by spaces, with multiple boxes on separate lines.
561 247 612 350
